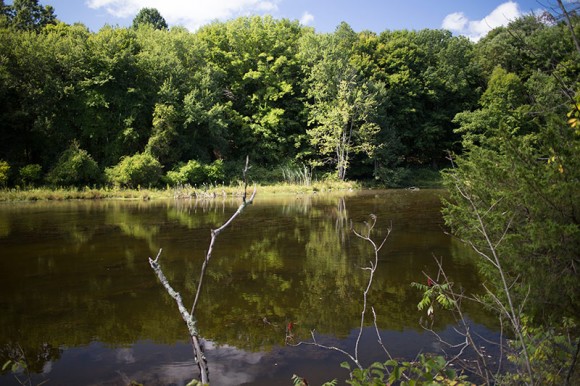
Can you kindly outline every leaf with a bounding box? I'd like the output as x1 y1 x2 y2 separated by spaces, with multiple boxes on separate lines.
2 360 11 371
341 361 352 370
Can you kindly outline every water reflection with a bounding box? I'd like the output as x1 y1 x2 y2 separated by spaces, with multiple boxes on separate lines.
0 190 496 385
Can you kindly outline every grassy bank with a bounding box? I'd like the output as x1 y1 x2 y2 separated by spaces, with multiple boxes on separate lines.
0 167 443 202
0 180 361 202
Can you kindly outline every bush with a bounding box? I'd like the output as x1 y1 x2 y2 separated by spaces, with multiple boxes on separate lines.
204 159 225 183
19 164 42 187
46 142 101 187
106 152 163 188
0 160 9 187
373 166 411 188
166 159 224 186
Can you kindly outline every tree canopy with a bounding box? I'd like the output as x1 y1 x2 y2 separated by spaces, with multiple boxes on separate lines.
0 1 577 190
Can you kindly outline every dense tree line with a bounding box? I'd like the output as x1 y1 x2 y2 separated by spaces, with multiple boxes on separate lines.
0 0 479 187
0 0 577 190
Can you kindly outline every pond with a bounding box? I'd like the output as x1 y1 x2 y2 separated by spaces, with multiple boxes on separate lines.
0 189 497 385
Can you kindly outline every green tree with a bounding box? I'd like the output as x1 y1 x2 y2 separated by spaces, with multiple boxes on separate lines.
195 16 307 164
46 141 101 186
18 163 42 186
132 7 167 30
301 23 382 180
442 64 579 384
144 103 179 166
6 0 56 31
369 29 482 168
80 26 149 166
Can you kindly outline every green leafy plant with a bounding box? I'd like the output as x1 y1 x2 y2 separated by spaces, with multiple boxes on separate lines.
0 160 9 187
411 280 456 317
292 374 337 386
105 152 163 188
46 141 101 187
19 164 42 187
166 159 225 186
340 355 471 386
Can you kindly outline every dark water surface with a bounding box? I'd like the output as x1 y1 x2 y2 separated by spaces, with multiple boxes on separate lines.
0 190 496 385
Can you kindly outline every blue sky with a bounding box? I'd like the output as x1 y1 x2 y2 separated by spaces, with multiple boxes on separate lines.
9 0 547 40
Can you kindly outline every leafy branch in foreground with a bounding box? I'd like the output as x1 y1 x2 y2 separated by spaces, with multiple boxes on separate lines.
148 157 256 385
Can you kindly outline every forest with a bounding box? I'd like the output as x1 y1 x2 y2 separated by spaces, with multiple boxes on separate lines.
0 1 574 189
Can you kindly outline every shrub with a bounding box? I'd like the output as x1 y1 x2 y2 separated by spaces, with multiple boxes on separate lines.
0 160 9 187
373 166 411 188
106 152 163 188
166 159 225 186
19 164 42 187
46 142 101 187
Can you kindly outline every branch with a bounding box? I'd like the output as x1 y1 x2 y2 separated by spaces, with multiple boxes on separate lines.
149 249 198 336
148 157 256 385
191 157 256 315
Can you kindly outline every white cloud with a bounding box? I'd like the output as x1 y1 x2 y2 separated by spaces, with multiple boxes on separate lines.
299 11 314 26
86 0 280 30
441 1 523 41
442 12 468 32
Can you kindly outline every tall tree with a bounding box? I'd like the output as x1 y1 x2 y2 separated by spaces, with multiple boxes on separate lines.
301 22 382 180
132 7 167 30
7 0 56 31
196 16 306 164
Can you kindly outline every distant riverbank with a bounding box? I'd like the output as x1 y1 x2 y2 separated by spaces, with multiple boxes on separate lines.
0 168 443 202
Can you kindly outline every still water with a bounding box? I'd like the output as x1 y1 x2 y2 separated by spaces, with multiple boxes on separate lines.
0 190 496 385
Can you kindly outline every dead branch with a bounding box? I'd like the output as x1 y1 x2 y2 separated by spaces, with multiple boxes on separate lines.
148 157 256 385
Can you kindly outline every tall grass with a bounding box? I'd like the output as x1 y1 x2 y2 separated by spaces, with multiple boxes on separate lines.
280 164 312 186
0 180 359 202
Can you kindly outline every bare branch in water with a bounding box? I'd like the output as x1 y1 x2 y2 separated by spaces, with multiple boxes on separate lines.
148 159 256 385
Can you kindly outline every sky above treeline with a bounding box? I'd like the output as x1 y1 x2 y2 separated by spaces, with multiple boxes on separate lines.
7 0 555 41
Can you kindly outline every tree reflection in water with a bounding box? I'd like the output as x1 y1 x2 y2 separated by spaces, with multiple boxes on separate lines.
0 190 496 385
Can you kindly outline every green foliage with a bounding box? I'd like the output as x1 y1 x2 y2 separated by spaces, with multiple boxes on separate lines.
18 163 42 186
411 281 456 317
442 10 580 381
372 166 410 187
105 152 162 188
145 103 179 166
0 2 575 196
2 358 26 373
0 160 9 186
132 8 167 30
166 159 224 186
301 23 383 180
339 356 470 386
500 318 578 385
292 374 337 386
5 0 57 31
46 142 101 187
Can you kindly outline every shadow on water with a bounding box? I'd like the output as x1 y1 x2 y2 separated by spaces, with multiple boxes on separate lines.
0 190 498 385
